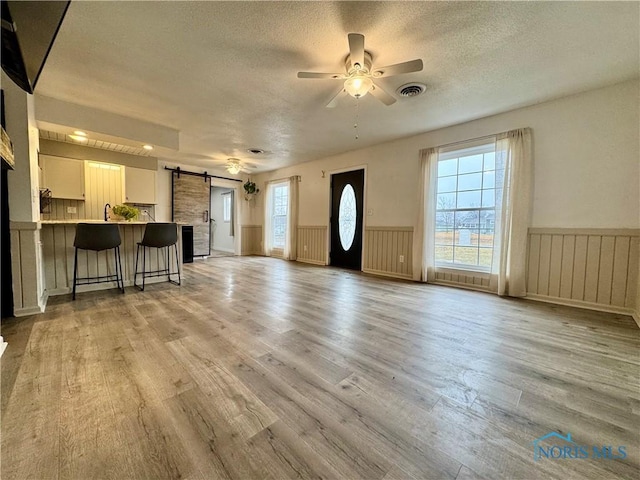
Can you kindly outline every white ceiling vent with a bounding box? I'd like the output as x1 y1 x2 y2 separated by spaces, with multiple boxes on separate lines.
396 83 426 98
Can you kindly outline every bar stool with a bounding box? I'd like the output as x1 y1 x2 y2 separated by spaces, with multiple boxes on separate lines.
72 223 124 300
134 223 181 291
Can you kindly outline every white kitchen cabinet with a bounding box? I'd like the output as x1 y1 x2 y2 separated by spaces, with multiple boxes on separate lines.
123 166 157 204
40 155 85 200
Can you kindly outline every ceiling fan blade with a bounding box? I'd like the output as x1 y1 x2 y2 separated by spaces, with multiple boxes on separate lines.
326 88 346 108
348 33 365 69
370 82 396 106
373 59 423 77
297 72 345 79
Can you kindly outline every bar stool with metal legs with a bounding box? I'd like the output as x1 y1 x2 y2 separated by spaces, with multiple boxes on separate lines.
134 223 181 291
72 223 124 300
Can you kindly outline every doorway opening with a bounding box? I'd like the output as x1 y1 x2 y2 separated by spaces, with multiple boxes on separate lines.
210 182 240 257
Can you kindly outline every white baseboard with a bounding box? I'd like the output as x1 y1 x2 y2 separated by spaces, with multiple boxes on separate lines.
13 304 46 317
362 268 413 281
296 258 326 266
429 279 495 294
211 247 235 253
0 336 7 357
526 294 636 318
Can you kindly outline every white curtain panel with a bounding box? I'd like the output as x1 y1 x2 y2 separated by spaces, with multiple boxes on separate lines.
284 176 300 261
263 182 274 256
417 148 439 282
493 128 532 297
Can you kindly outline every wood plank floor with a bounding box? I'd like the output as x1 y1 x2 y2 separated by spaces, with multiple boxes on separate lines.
1 256 639 479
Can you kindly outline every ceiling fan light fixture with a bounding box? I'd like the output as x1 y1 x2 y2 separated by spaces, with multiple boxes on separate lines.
226 158 242 175
344 75 373 98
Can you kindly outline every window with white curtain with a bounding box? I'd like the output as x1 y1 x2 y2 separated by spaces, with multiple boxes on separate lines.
435 142 498 272
270 182 289 249
420 128 531 296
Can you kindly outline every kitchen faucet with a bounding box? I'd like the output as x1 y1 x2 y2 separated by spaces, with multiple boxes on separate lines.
104 203 111 221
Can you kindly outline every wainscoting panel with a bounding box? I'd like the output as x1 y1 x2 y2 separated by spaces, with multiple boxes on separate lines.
297 226 327 265
433 269 493 292
527 228 639 313
9 222 45 316
363 227 413 279
241 225 262 255
41 224 172 295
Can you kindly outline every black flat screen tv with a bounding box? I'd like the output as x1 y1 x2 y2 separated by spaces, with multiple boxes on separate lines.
1 0 71 94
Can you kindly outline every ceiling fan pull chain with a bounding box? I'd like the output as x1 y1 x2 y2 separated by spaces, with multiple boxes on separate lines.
354 98 359 140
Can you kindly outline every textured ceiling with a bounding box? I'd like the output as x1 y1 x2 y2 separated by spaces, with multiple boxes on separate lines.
36 1 639 171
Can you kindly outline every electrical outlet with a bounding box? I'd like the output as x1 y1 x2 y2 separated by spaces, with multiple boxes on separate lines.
304 245 308 252
367 208 373 216
399 255 405 263
67 206 77 214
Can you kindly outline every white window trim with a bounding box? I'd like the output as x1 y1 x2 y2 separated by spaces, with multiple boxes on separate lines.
434 141 496 274
270 181 289 250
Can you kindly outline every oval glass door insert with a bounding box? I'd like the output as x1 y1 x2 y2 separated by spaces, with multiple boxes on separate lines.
338 184 356 250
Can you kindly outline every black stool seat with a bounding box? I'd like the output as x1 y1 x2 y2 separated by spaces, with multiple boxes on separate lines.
72 223 124 300
134 223 181 290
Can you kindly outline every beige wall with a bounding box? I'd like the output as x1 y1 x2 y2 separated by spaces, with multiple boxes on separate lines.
3 72 40 222
251 79 639 230
247 80 639 315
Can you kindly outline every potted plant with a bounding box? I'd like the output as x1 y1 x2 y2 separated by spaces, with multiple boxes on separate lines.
243 180 259 201
111 204 140 221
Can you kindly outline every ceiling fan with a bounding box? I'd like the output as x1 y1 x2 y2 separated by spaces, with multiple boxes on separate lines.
225 158 257 175
297 33 423 107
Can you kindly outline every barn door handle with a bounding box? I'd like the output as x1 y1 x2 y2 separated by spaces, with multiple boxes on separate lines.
203 210 209 223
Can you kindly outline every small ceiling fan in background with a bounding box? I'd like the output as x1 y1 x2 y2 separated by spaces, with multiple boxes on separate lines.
225 158 257 175
297 33 423 107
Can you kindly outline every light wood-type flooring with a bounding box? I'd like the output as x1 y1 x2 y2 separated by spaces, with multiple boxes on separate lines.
1 256 639 479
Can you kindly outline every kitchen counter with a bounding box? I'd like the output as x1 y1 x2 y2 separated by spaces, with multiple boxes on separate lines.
41 221 183 296
40 219 153 225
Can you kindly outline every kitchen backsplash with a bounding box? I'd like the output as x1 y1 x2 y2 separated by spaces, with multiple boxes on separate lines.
42 199 86 220
42 199 155 221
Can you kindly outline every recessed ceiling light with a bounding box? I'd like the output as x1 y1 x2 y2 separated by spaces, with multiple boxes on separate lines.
247 148 264 155
69 134 88 142
73 130 87 136
143 145 154 150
